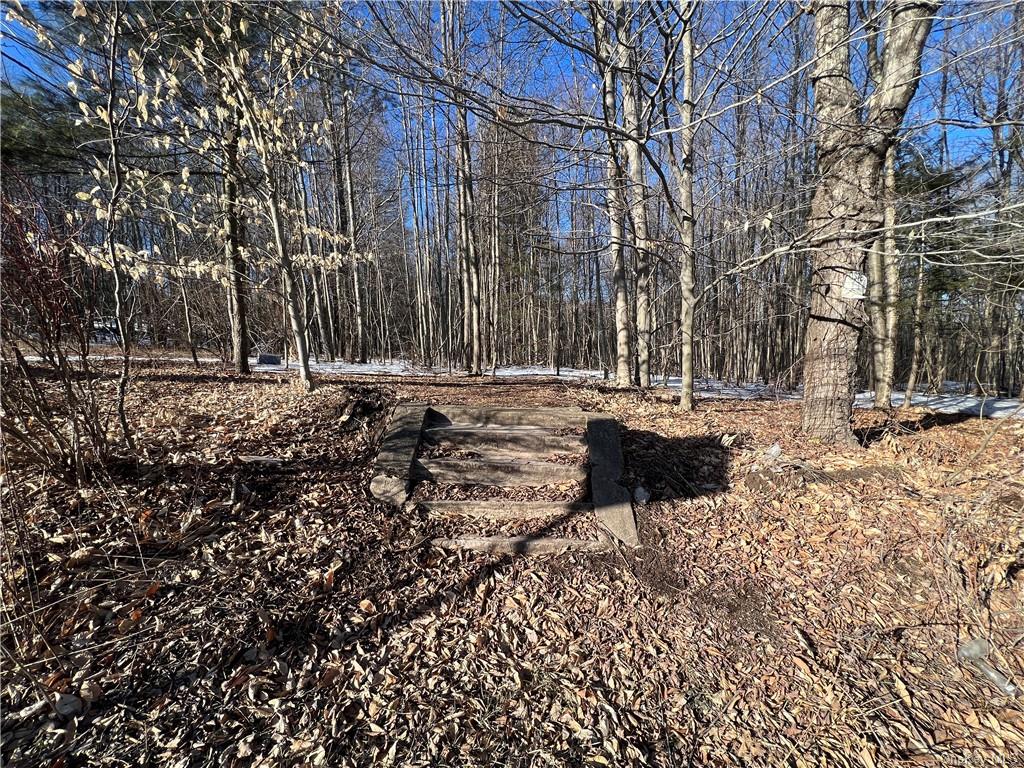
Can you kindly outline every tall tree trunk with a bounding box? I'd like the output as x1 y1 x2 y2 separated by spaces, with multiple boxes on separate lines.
489 123 501 373
268 191 314 391
169 224 200 368
866 244 887 396
458 146 472 371
678 11 697 410
223 112 250 374
902 250 927 408
867 144 898 408
615 0 653 387
442 0 481 374
310 160 337 361
801 0 935 444
298 163 333 361
341 94 367 364
591 3 633 388
880 146 899 402
102 1 134 450
456 104 482 375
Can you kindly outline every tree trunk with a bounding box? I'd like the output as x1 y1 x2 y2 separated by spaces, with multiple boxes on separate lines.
678 12 697 410
880 145 899 403
103 1 134 450
341 94 367 364
867 144 898 408
456 103 482 376
801 0 934 444
298 163 333 361
489 124 500 373
310 159 337 361
591 3 633 388
268 191 314 391
902 251 926 408
866 236 888 398
615 0 653 387
169 224 200 368
223 114 250 374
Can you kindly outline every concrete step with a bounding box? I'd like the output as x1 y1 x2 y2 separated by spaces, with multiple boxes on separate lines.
370 404 430 505
432 535 611 555
425 405 587 429
586 415 639 546
424 426 585 457
416 458 587 487
413 500 593 520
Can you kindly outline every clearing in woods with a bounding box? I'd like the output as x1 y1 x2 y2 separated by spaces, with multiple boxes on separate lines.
3 360 1024 766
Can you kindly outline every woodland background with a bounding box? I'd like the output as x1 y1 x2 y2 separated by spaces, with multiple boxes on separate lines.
2 0 1022 408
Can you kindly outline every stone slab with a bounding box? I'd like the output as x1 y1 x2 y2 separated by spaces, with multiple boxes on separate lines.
369 403 428 505
413 500 593 520
586 415 639 546
417 458 587 487
425 405 587 429
432 535 611 555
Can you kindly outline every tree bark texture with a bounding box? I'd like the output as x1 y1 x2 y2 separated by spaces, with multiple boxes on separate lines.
801 0 935 444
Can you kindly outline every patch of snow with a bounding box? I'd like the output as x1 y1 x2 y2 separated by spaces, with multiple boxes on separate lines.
856 391 1023 419
253 358 434 376
487 365 608 380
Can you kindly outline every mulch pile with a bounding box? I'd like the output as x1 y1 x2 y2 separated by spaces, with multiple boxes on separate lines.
3 361 1023 767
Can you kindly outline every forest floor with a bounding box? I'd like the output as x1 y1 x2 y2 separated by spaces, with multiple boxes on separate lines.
3 360 1024 767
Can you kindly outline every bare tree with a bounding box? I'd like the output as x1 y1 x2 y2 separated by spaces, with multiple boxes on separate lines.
590 1 633 388
676 2 697 410
801 0 936 444
614 0 654 387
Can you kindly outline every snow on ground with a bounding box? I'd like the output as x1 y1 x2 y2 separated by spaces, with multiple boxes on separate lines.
252 358 434 376
855 391 1023 419
490 364 609 380
253 358 1023 420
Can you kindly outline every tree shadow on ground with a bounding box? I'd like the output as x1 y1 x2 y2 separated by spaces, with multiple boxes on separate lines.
855 409 975 447
610 429 734 600
620 429 732 502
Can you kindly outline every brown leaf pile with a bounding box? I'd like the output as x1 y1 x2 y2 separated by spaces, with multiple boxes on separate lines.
2 363 1023 767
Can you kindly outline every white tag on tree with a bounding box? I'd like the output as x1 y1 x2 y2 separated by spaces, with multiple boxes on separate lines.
841 272 868 300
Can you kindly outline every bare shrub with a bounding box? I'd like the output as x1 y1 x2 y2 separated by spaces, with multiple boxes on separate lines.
1 190 112 484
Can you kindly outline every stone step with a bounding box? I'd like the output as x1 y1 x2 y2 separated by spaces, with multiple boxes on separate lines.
424 426 585 457
423 445 583 463
412 500 593 520
370 404 430 505
416 458 586 487
586 415 640 546
432 535 611 555
425 405 587 429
